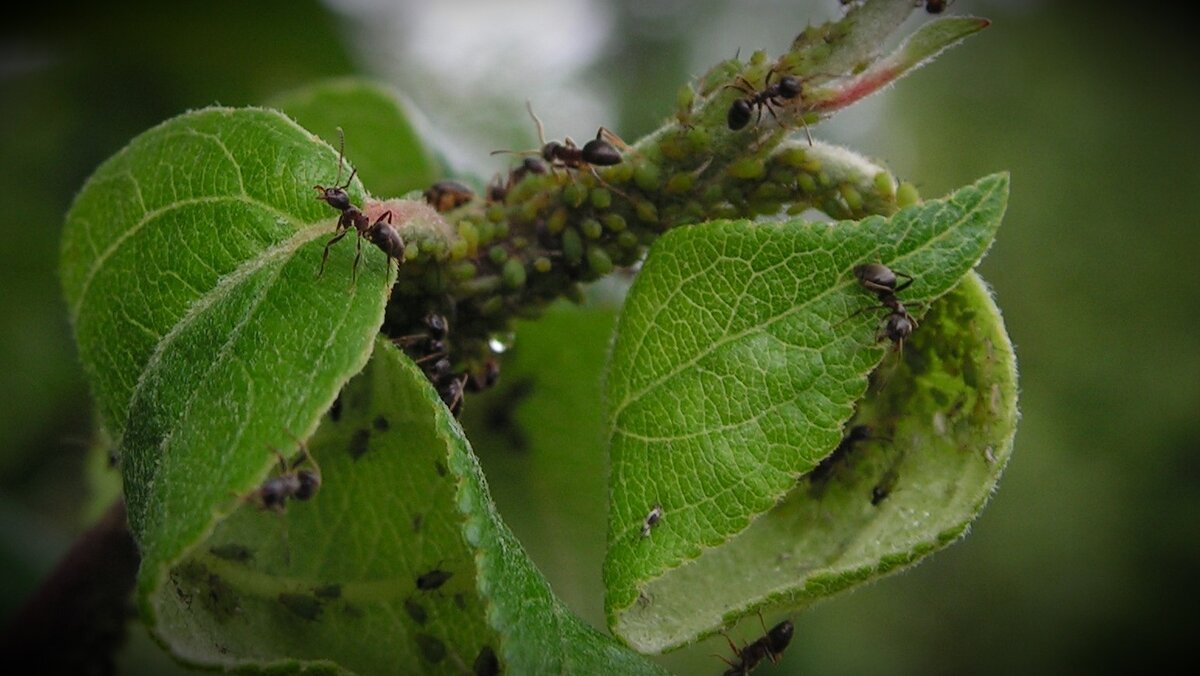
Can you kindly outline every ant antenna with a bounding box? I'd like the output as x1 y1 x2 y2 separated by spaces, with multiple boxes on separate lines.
331 127 357 190
525 100 549 147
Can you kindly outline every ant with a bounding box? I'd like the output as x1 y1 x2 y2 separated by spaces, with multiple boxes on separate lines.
852 263 919 350
249 442 321 512
423 180 475 213
440 373 469 417
491 102 624 180
487 157 549 203
314 128 405 281
395 313 449 361
393 313 474 418
726 69 812 143
718 616 795 676
924 0 948 13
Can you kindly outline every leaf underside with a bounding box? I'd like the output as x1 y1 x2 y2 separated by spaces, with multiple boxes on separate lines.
604 174 1014 651
157 342 665 674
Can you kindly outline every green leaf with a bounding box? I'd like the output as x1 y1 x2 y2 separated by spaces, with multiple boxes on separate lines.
603 173 1012 651
807 14 991 115
152 339 666 673
270 77 442 198
61 107 386 436
59 106 401 647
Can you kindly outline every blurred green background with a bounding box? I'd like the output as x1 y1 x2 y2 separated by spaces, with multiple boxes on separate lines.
2 0 1196 674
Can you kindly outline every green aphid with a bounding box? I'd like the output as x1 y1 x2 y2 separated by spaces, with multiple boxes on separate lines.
502 259 527 290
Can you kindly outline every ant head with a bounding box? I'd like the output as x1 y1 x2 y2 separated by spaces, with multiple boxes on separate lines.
295 469 321 501
314 184 352 211
425 313 448 337
776 75 803 99
541 140 564 163
767 620 794 652
581 138 622 166
884 312 915 342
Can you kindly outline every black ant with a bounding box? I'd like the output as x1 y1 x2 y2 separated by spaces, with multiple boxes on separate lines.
249 443 321 512
395 313 449 360
488 157 549 203
491 102 623 179
423 180 475 213
393 313 474 418
439 373 469 417
726 70 812 143
718 616 795 676
852 263 919 350
314 128 405 281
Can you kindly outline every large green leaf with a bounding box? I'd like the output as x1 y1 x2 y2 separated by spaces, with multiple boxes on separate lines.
155 340 665 673
604 174 1013 651
58 106 397 657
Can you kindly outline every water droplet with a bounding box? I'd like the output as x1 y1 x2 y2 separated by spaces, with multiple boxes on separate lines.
488 332 516 353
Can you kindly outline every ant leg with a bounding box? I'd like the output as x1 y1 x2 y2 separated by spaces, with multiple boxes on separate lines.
722 75 758 97
586 166 631 201
318 229 350 278
413 351 448 365
893 272 914 293
350 233 364 285
270 449 288 474
834 303 888 329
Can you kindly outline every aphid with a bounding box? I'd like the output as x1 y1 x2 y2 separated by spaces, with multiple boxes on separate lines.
404 597 428 625
851 262 919 351
250 444 321 512
414 633 446 664
491 102 623 178
473 646 500 676
640 504 664 538
871 468 899 505
423 180 475 213
314 128 405 280
720 617 795 676
416 568 453 592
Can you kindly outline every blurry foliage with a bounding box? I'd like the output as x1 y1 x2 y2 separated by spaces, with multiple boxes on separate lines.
3 0 1198 674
